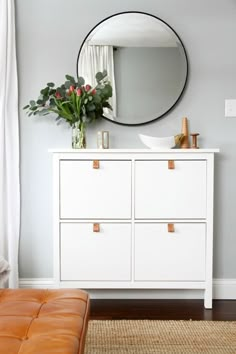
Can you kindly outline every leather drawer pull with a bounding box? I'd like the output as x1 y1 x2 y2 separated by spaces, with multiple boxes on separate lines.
168 160 175 169
93 160 100 169
168 224 175 233
93 223 100 232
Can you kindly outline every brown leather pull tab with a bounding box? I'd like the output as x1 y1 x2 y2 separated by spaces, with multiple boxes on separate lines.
168 160 175 169
168 224 175 233
93 223 100 232
93 160 99 169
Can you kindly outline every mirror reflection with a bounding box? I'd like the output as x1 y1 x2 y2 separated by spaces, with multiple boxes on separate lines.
77 12 188 125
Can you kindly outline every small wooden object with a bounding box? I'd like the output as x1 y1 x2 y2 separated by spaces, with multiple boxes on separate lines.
168 160 175 169
180 117 190 148
190 133 200 149
93 160 100 169
93 223 100 232
168 224 175 233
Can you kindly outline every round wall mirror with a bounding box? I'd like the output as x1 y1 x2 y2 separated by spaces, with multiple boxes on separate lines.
77 11 188 126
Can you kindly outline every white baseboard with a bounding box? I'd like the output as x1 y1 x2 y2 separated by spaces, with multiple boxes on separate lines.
19 278 56 289
19 278 236 300
213 279 236 299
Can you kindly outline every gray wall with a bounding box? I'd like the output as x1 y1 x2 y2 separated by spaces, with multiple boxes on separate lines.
114 47 186 123
16 0 236 279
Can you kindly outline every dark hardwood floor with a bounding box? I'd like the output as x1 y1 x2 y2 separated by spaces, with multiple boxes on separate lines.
90 300 236 321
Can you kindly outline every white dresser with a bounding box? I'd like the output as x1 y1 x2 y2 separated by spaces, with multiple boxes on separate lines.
51 149 219 308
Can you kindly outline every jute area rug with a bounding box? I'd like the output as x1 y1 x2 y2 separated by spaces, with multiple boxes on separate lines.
84 320 236 354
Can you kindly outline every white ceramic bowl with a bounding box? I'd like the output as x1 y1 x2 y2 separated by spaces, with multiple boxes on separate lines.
139 133 175 149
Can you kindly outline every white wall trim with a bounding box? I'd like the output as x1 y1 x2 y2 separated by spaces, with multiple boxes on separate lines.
19 278 57 289
213 278 236 299
19 278 236 299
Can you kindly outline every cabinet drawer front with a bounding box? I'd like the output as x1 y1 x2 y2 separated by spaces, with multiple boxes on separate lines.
60 160 131 219
135 160 206 219
60 223 131 281
134 223 206 281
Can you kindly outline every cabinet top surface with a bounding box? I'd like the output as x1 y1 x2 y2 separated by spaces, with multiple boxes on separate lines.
49 148 219 154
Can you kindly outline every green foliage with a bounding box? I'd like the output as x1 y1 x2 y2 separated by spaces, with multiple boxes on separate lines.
23 71 113 128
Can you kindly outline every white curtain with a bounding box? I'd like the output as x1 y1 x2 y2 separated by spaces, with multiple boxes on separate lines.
0 0 20 288
78 43 117 118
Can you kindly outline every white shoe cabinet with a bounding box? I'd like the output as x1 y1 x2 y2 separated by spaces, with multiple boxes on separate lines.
51 149 219 308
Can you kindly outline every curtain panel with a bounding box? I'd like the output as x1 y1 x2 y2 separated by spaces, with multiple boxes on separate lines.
78 43 117 118
0 0 20 287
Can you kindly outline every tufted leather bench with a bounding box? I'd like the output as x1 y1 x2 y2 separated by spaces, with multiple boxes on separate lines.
0 288 90 354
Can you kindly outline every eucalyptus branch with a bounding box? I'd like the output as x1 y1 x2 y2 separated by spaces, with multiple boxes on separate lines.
23 71 113 129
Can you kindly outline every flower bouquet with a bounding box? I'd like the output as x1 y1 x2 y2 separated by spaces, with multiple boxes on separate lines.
23 71 112 148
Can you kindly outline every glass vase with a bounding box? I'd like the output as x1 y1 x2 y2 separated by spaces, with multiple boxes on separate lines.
72 122 86 149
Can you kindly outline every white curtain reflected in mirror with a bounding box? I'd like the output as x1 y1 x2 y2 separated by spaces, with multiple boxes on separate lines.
78 43 116 118
77 12 188 125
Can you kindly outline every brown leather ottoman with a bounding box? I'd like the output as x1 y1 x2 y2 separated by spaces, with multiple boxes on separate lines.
0 288 90 354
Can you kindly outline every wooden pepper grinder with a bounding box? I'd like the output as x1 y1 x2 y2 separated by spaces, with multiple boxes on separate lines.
190 133 200 149
180 117 190 148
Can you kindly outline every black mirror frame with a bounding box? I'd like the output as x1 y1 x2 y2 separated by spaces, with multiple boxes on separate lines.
76 11 189 126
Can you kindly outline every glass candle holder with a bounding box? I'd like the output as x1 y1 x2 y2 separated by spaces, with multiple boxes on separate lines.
97 131 109 149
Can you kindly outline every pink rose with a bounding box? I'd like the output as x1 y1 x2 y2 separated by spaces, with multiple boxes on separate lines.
55 92 62 99
91 89 96 95
85 84 91 92
69 85 75 93
76 88 82 96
